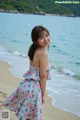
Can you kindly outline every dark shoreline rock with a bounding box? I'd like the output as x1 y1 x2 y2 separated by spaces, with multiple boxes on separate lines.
0 9 79 17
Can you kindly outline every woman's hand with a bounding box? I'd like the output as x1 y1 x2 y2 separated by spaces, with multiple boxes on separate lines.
42 95 45 104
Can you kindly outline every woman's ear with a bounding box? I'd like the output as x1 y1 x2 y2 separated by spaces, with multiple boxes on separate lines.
35 41 38 45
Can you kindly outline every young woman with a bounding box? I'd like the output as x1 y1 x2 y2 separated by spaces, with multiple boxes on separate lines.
2 25 51 120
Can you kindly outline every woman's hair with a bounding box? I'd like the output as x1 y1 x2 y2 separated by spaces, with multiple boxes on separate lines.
28 25 50 60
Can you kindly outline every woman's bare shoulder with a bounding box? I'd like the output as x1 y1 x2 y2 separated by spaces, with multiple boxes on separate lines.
40 50 48 58
39 51 48 64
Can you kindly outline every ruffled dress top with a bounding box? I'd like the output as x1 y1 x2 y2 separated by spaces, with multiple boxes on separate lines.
2 64 51 120
23 64 51 81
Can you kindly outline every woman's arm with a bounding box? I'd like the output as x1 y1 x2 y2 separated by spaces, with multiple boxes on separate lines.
39 52 48 104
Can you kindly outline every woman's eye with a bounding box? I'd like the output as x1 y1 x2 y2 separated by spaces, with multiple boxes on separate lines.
39 37 43 39
45 34 48 37
39 34 49 39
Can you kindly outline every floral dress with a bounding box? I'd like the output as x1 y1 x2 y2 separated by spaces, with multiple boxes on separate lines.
2 64 51 120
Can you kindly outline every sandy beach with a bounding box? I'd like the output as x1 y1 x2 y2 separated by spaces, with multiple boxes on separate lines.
0 60 80 120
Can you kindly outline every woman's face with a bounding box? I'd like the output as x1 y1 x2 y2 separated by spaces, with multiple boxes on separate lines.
37 31 50 48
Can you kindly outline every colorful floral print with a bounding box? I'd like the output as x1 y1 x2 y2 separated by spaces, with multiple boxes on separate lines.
2 65 51 120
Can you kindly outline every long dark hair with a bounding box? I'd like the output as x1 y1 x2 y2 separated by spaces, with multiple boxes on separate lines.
28 25 50 60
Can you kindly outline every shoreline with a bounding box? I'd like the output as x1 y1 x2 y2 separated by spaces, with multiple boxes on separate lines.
0 60 80 120
0 10 79 17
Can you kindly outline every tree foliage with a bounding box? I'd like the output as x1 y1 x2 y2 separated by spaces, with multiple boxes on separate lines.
0 0 80 16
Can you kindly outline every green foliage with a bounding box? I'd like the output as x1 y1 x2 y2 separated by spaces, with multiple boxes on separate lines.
0 0 80 16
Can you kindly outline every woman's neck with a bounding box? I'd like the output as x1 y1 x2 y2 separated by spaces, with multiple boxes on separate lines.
37 47 46 51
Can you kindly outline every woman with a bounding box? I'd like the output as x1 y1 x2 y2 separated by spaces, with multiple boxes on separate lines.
3 25 51 120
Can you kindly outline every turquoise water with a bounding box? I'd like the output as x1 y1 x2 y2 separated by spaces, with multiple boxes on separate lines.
0 12 80 116
0 12 80 74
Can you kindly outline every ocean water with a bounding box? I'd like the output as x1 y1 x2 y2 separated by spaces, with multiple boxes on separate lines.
0 12 80 116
